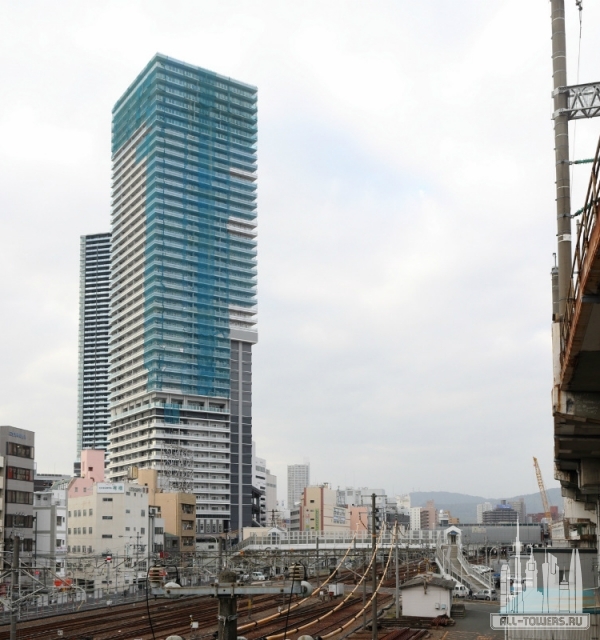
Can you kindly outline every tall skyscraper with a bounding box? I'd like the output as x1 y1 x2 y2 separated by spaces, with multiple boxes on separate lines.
107 54 258 535
287 463 310 508
77 233 111 457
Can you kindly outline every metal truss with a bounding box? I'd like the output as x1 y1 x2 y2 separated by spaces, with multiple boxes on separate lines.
554 82 600 120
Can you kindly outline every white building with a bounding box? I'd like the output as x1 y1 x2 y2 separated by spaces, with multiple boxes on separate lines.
252 443 267 526
33 478 69 575
287 463 310 508
400 576 454 618
265 469 277 524
396 494 411 511
476 502 493 524
67 450 165 593
409 507 422 531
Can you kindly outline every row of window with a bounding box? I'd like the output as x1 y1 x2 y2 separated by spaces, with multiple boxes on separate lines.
7 443 33 459
6 514 33 528
6 466 32 481
69 527 93 535
7 490 33 505
69 509 93 517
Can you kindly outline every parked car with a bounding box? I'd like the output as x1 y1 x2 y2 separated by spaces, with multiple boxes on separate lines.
251 571 266 581
473 589 497 601
453 584 469 598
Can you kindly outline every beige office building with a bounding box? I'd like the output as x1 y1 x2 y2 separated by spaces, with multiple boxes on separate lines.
136 469 196 554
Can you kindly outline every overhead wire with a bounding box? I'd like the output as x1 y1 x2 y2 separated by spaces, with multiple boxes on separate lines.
238 529 371 633
321 525 400 640
265 524 396 640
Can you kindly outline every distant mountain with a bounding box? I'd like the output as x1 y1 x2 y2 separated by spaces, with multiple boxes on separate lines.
410 488 563 524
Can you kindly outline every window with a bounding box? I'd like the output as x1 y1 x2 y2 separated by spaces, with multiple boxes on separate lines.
182 537 194 547
125 509 130 514
68 528 71 535
68 511 71 517
6 514 33 528
141 510 145 517
89 528 92 534
141 527 145 534
89 508 93 515
125 527 130 531
155 527 164 534
6 442 33 459
102 516 113 520
6 490 33 505
83 528 86 534
182 504 194 514
102 534 112 539
103 498 113 502
6 466 32 481
83 510 87 516
56 516 64 526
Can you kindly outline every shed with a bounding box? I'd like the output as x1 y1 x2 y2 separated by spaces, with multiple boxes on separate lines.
400 575 455 618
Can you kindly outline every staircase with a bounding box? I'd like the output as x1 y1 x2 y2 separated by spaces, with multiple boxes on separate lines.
436 544 491 592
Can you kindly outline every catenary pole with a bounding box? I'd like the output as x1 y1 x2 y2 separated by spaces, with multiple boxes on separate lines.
10 535 20 640
551 0 572 318
371 494 377 640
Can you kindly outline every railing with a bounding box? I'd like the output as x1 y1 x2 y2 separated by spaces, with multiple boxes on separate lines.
237 529 442 549
561 136 600 361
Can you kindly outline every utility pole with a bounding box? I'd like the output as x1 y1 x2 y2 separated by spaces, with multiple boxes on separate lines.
362 548 366 630
395 527 399 618
316 536 320 589
10 535 20 640
551 0 572 318
371 493 377 640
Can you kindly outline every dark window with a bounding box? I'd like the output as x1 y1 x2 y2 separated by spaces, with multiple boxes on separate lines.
6 467 32 482
6 443 33 459
6 490 33 505
6 514 33 528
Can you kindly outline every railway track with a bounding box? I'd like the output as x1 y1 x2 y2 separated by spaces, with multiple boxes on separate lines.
0 593 277 640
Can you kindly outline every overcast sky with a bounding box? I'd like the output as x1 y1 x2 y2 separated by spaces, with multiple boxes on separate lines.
1 1 599 503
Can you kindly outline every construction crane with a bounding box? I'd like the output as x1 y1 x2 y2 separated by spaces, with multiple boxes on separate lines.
533 457 553 522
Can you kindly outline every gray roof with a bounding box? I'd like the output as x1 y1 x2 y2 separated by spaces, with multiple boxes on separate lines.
400 576 455 591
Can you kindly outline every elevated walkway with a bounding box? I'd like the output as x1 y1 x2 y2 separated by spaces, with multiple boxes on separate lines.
435 543 491 592
236 529 441 552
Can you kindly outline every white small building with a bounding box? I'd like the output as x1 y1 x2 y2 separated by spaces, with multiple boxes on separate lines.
33 478 69 576
400 576 455 618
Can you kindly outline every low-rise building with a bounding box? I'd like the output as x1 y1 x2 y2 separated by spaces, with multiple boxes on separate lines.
66 450 165 593
400 576 454 618
300 484 349 532
483 501 518 524
0 426 35 557
136 469 196 555
33 478 69 575
420 500 437 530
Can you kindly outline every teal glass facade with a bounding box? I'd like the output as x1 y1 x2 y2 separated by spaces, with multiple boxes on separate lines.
111 54 257 398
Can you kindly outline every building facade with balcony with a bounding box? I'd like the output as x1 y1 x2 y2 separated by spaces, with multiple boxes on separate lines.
106 54 258 536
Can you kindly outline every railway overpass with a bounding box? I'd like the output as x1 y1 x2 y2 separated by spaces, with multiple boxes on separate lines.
553 138 600 531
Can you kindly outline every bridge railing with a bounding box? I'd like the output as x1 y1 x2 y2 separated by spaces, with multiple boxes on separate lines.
561 135 600 361
237 529 442 549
